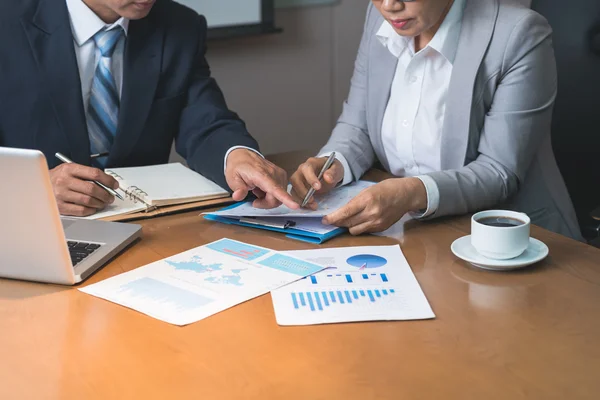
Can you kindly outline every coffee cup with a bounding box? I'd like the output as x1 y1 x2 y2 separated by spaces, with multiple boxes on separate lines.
471 210 530 260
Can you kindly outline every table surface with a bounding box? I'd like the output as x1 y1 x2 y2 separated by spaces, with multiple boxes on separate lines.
1 151 600 400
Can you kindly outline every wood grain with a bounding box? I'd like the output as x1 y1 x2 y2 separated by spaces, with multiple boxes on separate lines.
1 151 599 399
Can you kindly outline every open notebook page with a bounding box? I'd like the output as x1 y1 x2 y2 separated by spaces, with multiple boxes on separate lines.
79 195 147 220
106 163 229 207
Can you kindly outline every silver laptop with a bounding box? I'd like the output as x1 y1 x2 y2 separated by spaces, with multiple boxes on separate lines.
0 147 142 285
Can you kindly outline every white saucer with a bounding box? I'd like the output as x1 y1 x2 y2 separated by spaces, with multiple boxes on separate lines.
451 235 549 271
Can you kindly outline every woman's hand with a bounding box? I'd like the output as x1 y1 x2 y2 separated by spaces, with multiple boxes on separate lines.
290 156 345 209
323 178 428 235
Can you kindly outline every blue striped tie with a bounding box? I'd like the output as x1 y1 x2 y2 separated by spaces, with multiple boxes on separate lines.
87 27 124 167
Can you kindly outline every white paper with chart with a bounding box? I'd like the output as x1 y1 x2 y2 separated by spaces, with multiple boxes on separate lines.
80 239 324 325
271 245 435 325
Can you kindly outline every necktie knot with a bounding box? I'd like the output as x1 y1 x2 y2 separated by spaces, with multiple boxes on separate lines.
93 27 124 58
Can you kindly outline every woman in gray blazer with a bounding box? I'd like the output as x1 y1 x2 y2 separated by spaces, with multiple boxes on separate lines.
290 0 581 240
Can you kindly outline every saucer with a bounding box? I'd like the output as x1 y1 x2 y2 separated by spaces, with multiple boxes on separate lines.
451 235 549 271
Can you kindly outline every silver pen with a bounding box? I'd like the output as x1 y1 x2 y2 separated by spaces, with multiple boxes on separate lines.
301 152 336 208
55 152 124 201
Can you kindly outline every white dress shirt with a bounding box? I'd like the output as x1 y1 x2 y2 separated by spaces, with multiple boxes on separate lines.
327 0 465 217
65 0 259 172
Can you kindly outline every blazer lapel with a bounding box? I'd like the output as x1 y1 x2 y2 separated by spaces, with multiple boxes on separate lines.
21 0 90 165
440 0 499 170
369 39 398 171
108 14 164 166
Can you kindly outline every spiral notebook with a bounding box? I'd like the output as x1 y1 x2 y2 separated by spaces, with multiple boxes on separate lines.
82 163 231 221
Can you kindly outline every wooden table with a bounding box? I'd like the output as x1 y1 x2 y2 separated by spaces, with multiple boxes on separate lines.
1 153 600 399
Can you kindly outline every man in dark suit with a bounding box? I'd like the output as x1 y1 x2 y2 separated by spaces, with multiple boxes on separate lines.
0 0 297 216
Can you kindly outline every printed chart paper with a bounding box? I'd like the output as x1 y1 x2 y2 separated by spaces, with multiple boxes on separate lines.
80 239 324 326
271 245 435 325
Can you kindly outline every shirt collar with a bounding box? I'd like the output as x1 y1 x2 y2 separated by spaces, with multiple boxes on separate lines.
376 0 466 64
66 0 129 47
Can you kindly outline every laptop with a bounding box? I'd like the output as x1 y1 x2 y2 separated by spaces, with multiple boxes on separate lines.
0 147 142 285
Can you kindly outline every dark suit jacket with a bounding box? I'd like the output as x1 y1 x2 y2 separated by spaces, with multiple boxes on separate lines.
0 0 259 190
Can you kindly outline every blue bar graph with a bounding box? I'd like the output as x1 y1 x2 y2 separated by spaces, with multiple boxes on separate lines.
307 292 315 311
289 287 396 312
314 292 323 310
309 271 391 285
321 292 330 306
344 291 352 303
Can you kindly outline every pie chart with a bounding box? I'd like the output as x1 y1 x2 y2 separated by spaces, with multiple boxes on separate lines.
346 254 388 269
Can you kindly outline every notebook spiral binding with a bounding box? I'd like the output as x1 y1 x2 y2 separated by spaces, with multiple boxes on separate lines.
105 170 158 212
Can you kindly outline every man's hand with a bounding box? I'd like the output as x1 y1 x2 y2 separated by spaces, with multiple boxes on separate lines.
289 156 344 210
225 149 298 209
50 163 119 217
322 178 428 235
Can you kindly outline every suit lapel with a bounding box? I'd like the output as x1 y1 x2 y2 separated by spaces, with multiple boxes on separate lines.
108 14 164 166
21 0 90 165
369 38 398 170
440 0 499 170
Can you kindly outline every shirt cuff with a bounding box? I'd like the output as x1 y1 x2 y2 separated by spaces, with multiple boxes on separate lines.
410 175 440 219
224 146 264 173
317 151 354 186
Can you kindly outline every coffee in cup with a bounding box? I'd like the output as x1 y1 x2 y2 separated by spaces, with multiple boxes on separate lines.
476 216 526 228
471 210 531 260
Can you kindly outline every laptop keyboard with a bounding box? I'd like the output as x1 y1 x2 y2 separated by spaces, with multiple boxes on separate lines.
67 241 102 267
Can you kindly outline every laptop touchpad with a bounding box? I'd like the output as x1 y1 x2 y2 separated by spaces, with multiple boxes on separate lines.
60 219 77 231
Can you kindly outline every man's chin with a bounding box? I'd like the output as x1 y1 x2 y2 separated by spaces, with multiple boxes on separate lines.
122 3 155 20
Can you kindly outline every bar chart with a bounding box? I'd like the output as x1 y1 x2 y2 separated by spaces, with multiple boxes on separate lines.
291 288 397 311
272 246 435 325
307 273 389 285
290 271 397 312
206 238 269 261
116 277 214 312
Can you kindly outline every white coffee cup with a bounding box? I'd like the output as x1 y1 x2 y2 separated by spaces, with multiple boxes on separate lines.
471 210 531 260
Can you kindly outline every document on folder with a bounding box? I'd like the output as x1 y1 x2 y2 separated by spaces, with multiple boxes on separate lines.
203 181 375 243
80 238 324 326
209 180 375 219
270 245 435 326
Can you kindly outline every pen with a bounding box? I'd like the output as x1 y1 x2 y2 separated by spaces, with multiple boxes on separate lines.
90 152 109 159
301 152 336 208
240 217 296 229
54 152 124 201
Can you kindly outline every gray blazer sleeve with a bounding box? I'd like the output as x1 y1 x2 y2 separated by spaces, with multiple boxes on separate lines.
319 5 378 180
426 13 557 217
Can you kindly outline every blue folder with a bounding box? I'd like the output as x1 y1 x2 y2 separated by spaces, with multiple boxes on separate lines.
203 203 347 244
